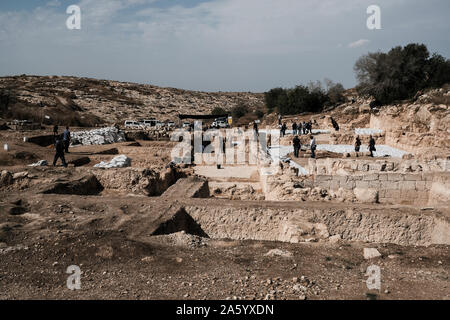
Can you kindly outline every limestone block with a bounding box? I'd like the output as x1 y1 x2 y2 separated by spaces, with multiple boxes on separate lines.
354 188 379 203
363 173 379 181
400 181 416 190
388 173 403 181
404 174 422 181
415 181 426 191
355 181 369 189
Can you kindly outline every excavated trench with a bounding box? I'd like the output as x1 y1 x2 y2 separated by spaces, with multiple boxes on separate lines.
40 167 186 197
179 204 450 246
140 176 450 247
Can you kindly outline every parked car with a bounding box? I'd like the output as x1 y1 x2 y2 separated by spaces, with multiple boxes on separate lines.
124 120 142 129
212 120 229 128
155 121 165 128
182 122 191 128
167 121 176 128
142 119 158 127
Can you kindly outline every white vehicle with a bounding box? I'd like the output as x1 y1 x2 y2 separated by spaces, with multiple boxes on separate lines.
124 120 142 129
155 121 165 128
217 120 229 128
212 120 228 128
182 122 191 128
167 121 176 128
142 119 157 127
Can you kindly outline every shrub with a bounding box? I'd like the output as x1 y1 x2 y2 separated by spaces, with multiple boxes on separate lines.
211 107 227 116
231 103 248 119
254 109 265 118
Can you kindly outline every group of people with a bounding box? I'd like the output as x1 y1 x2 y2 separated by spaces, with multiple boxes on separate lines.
292 134 376 160
355 135 377 157
280 120 313 138
52 125 71 167
292 121 312 135
292 135 317 159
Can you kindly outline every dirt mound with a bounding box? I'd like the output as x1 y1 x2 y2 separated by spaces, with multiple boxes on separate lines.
40 174 104 195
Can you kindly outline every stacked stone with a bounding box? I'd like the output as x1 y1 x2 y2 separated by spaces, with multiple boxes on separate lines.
71 127 126 146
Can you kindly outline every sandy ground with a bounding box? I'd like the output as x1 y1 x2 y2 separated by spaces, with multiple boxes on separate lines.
1 128 449 301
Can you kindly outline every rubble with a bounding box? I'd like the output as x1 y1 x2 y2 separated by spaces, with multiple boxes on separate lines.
71 127 126 146
364 248 382 260
94 155 132 169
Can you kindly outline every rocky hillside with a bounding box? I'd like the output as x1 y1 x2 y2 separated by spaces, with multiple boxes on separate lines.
0 75 264 126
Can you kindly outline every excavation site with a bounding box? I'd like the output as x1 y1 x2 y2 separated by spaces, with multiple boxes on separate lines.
0 75 448 301
1 2 450 304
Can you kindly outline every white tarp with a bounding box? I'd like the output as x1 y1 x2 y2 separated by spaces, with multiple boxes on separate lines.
94 155 131 169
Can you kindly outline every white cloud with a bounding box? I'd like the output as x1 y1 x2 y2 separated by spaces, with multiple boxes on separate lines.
46 0 61 7
0 0 448 91
348 39 370 48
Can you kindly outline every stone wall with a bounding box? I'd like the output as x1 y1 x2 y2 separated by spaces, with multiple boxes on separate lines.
185 203 450 246
308 158 449 175
313 172 450 205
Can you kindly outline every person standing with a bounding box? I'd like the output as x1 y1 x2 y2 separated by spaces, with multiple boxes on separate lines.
281 122 287 137
298 122 303 135
369 135 376 157
278 114 282 126
292 122 298 135
53 134 67 167
293 135 301 158
355 136 362 152
310 135 317 159
253 121 259 137
63 126 71 153
53 125 59 138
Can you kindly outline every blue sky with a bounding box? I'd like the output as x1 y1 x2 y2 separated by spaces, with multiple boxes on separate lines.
0 0 449 92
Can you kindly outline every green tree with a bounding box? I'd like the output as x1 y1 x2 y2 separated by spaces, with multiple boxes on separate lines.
264 88 285 114
354 43 449 105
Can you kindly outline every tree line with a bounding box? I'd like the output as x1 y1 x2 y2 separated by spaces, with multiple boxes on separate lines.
265 43 449 114
264 79 345 116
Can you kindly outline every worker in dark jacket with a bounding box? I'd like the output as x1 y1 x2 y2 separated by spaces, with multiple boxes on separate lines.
369 135 376 157
53 135 67 167
292 122 298 135
355 136 362 152
280 122 287 137
293 136 301 158
63 126 71 153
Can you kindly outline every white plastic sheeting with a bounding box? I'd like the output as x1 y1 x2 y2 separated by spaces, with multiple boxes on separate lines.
316 144 407 158
94 155 131 169
354 128 383 135
28 160 48 167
